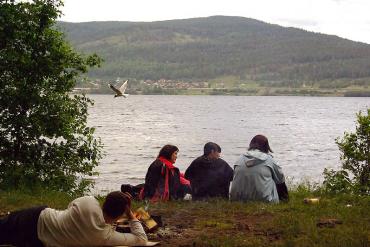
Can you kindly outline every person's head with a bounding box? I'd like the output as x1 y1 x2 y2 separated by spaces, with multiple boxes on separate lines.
204 142 221 160
248 135 273 153
158 144 179 163
102 191 129 223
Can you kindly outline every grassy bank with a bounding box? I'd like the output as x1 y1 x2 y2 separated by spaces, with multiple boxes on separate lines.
0 188 369 247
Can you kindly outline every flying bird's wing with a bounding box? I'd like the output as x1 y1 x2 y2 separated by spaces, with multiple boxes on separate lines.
119 80 128 94
109 83 122 95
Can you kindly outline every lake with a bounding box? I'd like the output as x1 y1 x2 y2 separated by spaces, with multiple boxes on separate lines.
87 95 369 192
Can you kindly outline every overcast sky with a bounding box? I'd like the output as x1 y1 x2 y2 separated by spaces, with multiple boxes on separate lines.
59 0 370 44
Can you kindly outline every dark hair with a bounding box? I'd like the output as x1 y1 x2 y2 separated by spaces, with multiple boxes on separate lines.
157 144 179 160
204 142 221 156
248 135 273 153
102 191 128 219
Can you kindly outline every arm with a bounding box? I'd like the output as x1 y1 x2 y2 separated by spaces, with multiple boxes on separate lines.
222 159 234 182
143 160 162 198
104 220 147 246
125 208 147 243
184 160 196 180
270 160 285 184
103 194 148 246
276 182 289 201
270 161 289 201
228 166 234 182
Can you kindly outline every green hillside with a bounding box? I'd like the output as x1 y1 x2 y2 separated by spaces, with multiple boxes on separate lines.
58 16 370 94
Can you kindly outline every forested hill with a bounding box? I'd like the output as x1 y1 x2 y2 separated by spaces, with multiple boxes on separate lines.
58 16 370 85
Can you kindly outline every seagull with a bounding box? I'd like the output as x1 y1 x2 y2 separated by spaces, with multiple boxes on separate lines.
109 80 129 98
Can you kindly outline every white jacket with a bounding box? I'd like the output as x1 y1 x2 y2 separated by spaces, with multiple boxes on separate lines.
37 196 147 246
230 150 285 203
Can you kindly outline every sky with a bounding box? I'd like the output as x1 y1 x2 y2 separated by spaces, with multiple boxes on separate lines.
59 0 370 44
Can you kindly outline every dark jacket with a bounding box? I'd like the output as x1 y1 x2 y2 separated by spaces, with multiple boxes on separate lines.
142 159 184 201
185 156 233 200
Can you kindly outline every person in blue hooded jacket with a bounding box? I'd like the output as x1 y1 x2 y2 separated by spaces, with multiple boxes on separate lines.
230 135 288 203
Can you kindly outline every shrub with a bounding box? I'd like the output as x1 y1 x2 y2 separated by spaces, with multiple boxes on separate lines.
323 109 370 194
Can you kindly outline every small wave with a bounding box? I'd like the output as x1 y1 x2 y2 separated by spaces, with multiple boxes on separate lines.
110 171 122 174
127 176 144 180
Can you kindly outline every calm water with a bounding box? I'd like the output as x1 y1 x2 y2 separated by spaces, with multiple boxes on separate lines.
87 95 369 192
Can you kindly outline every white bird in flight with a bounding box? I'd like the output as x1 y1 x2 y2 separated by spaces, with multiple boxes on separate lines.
109 80 129 98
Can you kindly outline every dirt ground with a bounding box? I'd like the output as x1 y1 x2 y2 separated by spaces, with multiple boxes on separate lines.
146 208 279 246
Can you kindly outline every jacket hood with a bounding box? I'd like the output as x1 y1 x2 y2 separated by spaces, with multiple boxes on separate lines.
198 155 213 168
242 150 271 167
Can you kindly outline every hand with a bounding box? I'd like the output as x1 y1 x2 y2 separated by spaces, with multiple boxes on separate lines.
122 192 136 220
122 192 132 209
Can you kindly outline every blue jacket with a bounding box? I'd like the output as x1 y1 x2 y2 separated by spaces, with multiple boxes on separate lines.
230 150 285 203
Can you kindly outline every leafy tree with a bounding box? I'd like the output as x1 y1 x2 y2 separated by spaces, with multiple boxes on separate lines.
323 109 370 194
0 0 103 193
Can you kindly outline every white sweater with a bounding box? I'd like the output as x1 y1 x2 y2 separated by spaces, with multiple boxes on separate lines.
37 196 147 247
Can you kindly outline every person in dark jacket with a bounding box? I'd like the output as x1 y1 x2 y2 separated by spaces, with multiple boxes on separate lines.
141 144 190 202
185 142 233 200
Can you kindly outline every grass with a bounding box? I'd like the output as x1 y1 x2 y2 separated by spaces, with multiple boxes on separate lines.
0 188 369 246
0 190 72 213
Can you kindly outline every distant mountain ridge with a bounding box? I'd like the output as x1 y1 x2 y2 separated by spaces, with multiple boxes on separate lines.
58 16 370 85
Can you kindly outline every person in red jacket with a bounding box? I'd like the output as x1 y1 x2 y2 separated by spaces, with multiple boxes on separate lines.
141 144 191 202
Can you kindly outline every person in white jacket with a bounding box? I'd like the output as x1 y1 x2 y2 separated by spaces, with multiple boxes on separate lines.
0 191 148 247
230 135 287 203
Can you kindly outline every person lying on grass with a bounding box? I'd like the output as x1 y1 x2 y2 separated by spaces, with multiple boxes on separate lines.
0 191 147 247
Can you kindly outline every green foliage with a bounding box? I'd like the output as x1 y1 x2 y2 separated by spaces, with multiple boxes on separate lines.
323 109 370 194
323 169 353 193
0 0 103 194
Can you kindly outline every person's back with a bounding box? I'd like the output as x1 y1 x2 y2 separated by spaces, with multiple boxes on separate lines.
230 150 284 202
186 156 233 199
185 142 233 200
230 135 286 203
38 196 110 246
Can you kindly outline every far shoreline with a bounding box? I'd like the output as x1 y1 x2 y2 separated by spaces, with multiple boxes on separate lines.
71 91 370 97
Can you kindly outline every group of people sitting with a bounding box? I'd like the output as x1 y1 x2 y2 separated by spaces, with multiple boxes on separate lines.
0 134 288 247
136 134 288 203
